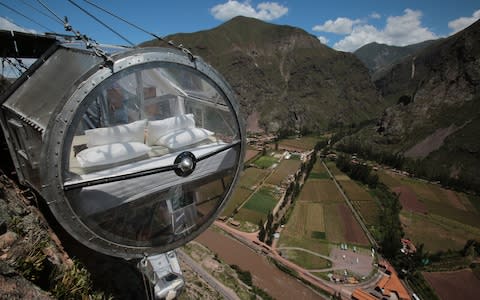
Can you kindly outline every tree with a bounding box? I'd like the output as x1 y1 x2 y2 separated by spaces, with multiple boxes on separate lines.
258 219 266 242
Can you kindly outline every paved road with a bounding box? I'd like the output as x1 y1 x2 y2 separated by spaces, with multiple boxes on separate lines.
176 249 240 300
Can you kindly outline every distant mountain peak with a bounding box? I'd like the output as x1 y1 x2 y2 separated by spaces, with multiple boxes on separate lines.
354 40 438 78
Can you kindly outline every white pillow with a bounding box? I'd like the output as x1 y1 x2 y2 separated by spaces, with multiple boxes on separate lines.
146 114 195 146
155 128 213 149
85 119 147 147
76 142 151 168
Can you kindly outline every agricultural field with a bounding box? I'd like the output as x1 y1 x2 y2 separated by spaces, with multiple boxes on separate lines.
222 186 252 217
252 155 278 169
282 202 325 238
280 174 370 262
238 168 269 189
235 187 280 225
277 135 322 151
265 159 302 186
423 269 480 300
325 161 345 178
222 168 269 216
308 160 331 179
281 249 332 270
400 212 480 252
336 177 380 226
324 202 369 246
298 179 343 203
245 149 261 163
380 170 480 252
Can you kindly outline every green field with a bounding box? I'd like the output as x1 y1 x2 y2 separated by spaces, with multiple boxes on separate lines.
278 234 330 256
282 249 332 270
266 159 302 185
222 168 269 216
236 187 279 224
253 155 279 169
243 187 279 214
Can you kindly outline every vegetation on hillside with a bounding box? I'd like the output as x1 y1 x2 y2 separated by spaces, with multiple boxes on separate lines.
142 16 383 133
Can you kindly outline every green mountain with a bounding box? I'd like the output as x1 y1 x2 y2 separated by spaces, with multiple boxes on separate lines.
354 40 438 80
345 19 480 191
142 16 383 133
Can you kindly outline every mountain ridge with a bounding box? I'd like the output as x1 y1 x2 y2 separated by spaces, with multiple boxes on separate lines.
142 16 383 133
354 40 439 80
344 19 480 191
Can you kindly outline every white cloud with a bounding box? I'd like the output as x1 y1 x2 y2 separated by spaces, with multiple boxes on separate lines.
210 1 288 21
0 17 36 33
448 9 480 34
332 9 437 52
312 17 361 35
370 12 381 19
317 36 329 44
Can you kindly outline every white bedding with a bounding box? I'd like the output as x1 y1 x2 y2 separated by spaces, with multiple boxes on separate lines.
65 142 239 217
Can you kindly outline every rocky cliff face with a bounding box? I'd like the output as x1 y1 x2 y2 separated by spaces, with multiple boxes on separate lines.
374 19 480 146
351 20 480 188
142 16 383 133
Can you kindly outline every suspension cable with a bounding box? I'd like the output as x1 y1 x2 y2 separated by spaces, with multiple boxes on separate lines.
0 1 55 32
80 0 196 61
19 0 64 26
32 0 114 64
67 0 135 47
81 0 162 40
35 0 65 24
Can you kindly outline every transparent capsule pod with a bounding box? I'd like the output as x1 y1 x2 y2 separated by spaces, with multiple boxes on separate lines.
0 44 245 258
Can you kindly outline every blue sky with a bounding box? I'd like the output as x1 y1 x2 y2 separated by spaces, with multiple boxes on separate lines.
0 0 479 52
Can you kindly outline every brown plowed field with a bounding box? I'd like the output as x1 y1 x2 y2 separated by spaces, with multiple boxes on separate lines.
245 149 260 163
423 269 480 300
337 203 370 246
445 189 467 211
196 229 321 300
393 186 428 214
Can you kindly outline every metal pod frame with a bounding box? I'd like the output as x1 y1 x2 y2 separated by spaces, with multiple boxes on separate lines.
0 43 245 259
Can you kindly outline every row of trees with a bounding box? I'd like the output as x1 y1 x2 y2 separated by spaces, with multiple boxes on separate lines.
336 138 405 169
258 211 280 246
335 154 379 188
372 184 404 260
336 138 480 195
258 151 318 245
